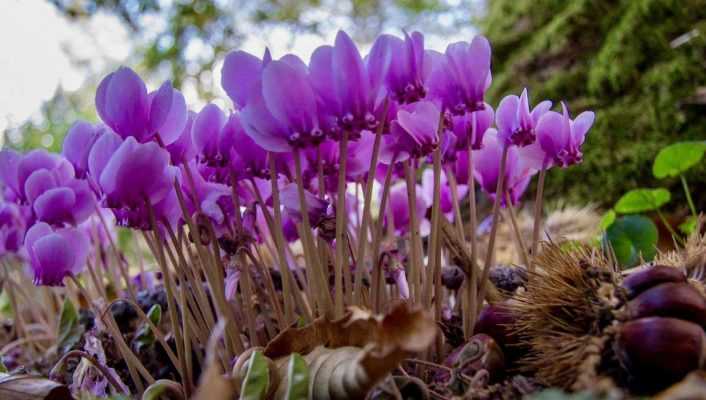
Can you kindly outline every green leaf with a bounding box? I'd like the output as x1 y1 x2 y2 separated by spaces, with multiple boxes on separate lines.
599 209 616 230
614 188 670 214
134 304 162 351
57 298 84 353
603 215 658 268
240 351 270 400
0 359 7 373
653 141 706 178
142 379 183 400
679 215 698 235
284 354 309 400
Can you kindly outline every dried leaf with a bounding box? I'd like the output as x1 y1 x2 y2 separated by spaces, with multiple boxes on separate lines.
240 351 270 400
258 303 436 400
57 297 84 353
192 320 235 400
0 373 72 400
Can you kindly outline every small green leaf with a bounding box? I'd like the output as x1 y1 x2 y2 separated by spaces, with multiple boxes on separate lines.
57 298 84 353
240 351 270 400
0 359 7 373
679 216 698 235
603 215 659 268
614 188 670 214
284 354 309 400
599 210 616 230
653 141 706 178
134 304 162 351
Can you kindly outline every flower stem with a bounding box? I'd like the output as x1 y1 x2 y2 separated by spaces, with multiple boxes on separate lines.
478 146 509 312
465 146 479 337
334 131 350 317
530 166 547 272
404 160 422 305
681 175 698 218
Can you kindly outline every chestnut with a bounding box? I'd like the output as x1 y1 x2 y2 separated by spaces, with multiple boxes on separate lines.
622 265 686 299
625 282 706 327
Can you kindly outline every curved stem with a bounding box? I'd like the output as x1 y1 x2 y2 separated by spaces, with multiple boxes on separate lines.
50 350 127 395
681 175 698 218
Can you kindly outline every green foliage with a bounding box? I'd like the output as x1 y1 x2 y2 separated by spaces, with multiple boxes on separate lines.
133 304 162 351
57 297 85 354
241 351 270 400
603 215 658 267
653 141 706 178
284 354 309 400
599 209 616 230
614 188 670 213
482 0 706 209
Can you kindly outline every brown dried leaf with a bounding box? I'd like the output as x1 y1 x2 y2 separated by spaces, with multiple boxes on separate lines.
0 374 72 400
259 303 436 400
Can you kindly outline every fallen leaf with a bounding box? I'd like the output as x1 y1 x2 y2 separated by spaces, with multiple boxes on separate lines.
0 373 72 400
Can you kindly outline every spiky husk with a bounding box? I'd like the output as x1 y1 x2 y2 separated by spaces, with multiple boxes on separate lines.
509 242 621 388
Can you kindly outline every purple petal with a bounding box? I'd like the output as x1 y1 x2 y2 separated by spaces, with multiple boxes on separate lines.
221 50 263 107
495 95 519 144
240 83 293 153
24 169 57 203
88 130 124 183
536 111 567 161
102 67 150 139
192 103 226 159
262 60 318 136
572 111 595 146
17 150 61 197
148 81 174 136
531 100 553 124
63 121 99 177
333 30 369 118
33 188 76 225
0 149 22 197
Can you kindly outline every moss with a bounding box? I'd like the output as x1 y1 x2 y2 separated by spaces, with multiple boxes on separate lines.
480 0 706 210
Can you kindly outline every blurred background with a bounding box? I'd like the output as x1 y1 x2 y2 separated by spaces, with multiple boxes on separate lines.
2 0 706 210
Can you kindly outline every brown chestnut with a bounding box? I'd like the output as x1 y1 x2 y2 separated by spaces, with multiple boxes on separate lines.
616 317 706 385
625 282 706 327
622 265 686 299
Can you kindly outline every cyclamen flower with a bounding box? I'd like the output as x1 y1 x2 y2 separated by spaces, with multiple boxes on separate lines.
384 182 430 237
166 111 197 165
536 102 595 168
279 183 331 229
420 169 468 221
383 101 441 160
0 202 29 256
496 88 552 147
473 130 537 207
62 121 103 178
428 36 492 115
24 222 89 286
221 48 272 108
191 104 239 168
96 67 187 144
452 104 494 151
369 31 429 104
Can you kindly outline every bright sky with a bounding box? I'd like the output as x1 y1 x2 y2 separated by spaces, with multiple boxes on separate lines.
0 0 475 147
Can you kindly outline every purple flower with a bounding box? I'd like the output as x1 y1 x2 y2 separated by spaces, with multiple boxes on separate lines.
385 101 441 159
536 102 595 168
384 182 430 237
62 121 102 178
191 103 229 165
279 183 331 228
24 222 89 286
221 49 272 108
451 104 494 151
420 169 468 221
96 67 187 144
166 111 197 165
228 114 269 180
473 130 537 207
25 170 95 226
0 202 28 256
496 88 552 147
369 31 429 104
427 36 492 114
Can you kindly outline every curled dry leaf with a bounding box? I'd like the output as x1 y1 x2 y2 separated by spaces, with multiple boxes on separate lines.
192 320 236 400
232 303 435 399
0 373 72 400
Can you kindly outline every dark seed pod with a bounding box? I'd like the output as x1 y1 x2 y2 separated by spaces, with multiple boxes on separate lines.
616 317 706 386
441 265 465 291
622 265 686 299
625 282 706 327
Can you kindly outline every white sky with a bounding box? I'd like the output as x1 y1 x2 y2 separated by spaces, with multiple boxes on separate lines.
0 0 474 147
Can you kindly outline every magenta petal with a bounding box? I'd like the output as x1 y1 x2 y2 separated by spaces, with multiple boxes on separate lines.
17 150 61 196
221 50 263 107
103 67 150 139
572 111 595 145
333 30 369 118
148 81 174 136
34 188 76 225
262 60 318 135
67 180 96 223
88 130 123 183
33 233 74 285
63 121 99 177
24 222 53 262
24 169 57 203
495 95 519 144
192 103 226 159
95 72 114 128
531 100 553 124
537 111 567 160
240 86 292 153
157 89 187 146
0 149 22 198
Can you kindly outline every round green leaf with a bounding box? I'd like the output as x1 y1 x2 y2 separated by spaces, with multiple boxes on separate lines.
653 141 706 178
603 215 658 268
599 210 616 231
614 188 670 214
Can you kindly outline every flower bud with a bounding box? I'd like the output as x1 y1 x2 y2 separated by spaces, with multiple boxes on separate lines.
622 265 686 299
616 317 706 386
474 303 517 354
625 282 706 327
